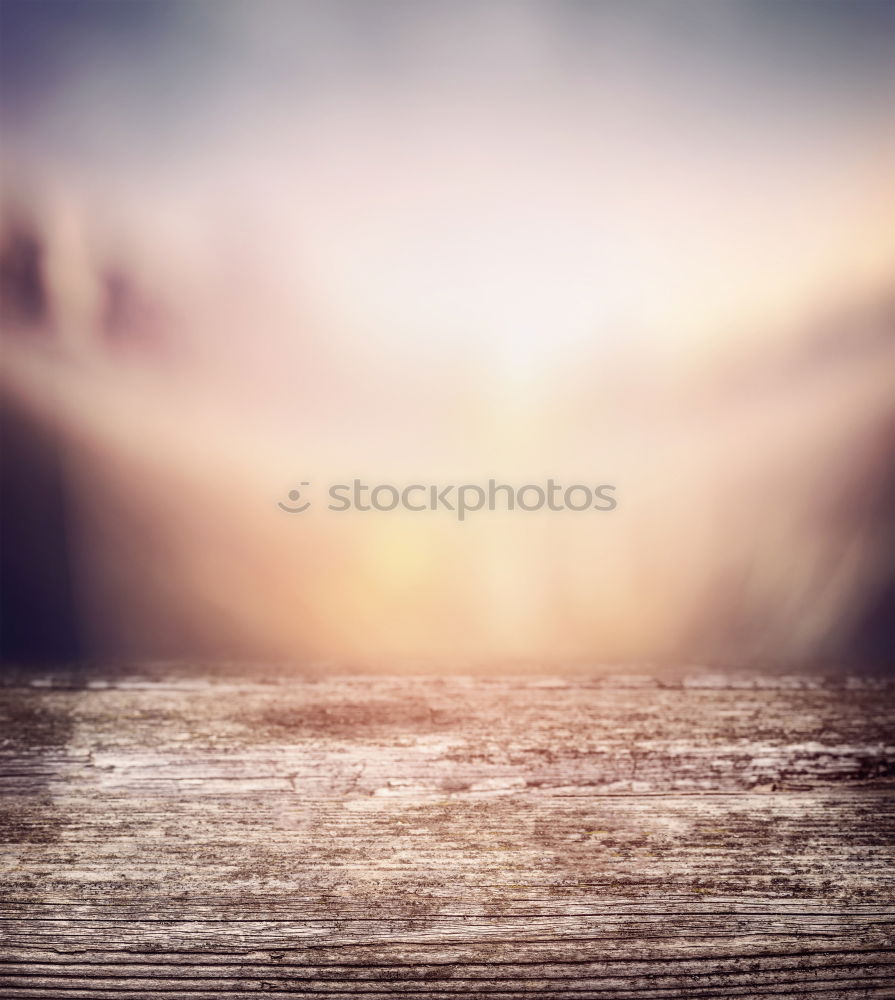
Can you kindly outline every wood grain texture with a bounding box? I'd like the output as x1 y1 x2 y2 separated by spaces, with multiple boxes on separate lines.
1 670 893 998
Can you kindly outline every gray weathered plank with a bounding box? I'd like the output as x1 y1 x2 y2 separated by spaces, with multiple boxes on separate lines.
1 671 893 998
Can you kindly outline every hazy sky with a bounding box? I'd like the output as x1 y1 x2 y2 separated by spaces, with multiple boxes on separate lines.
2 1 894 664
4 0 893 380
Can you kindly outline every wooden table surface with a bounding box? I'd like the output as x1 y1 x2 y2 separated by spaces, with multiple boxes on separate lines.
1 669 893 999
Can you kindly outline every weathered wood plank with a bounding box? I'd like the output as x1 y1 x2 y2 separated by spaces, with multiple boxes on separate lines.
1 672 893 998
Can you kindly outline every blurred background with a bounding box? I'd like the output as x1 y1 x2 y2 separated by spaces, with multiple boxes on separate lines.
1 0 893 669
